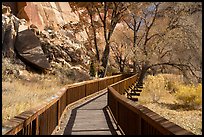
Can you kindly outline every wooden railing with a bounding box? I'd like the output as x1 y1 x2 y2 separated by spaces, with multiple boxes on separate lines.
107 74 194 135
2 74 132 135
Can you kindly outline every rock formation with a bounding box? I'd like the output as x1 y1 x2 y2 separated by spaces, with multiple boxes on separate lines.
2 5 19 58
2 2 80 31
15 29 50 70
2 2 93 81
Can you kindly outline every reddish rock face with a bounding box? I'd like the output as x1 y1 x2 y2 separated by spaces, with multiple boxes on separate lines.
3 2 79 31
34 2 79 30
18 2 44 30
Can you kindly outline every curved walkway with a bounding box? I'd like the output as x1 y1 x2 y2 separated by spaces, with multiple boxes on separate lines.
52 90 122 135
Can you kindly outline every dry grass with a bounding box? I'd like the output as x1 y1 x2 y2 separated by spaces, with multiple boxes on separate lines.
138 74 179 104
138 74 202 135
142 103 202 135
2 58 89 124
2 75 73 124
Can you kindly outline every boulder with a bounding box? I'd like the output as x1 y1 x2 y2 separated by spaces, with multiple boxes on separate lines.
15 29 50 70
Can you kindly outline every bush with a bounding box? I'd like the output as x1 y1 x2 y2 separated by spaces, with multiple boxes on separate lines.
165 81 180 93
141 74 167 103
89 61 96 77
106 66 119 76
139 74 202 110
2 58 25 82
174 83 202 109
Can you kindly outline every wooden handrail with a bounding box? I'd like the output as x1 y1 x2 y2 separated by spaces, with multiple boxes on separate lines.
2 73 132 135
107 74 194 135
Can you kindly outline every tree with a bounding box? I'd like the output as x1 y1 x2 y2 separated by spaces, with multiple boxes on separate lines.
124 2 202 85
70 2 130 77
110 26 132 73
69 2 101 66
93 2 130 77
70 2 129 77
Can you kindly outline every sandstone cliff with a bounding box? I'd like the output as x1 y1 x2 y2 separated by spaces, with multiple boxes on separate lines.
2 2 93 82
2 2 80 31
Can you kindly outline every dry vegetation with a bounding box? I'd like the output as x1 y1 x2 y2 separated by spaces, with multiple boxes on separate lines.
2 58 76 124
2 77 69 124
138 74 202 135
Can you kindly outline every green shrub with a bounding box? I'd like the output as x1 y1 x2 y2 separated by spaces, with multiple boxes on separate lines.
89 61 96 77
106 66 119 76
165 81 180 93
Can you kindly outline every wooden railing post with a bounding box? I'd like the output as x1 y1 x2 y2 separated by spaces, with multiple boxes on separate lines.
116 100 119 122
138 116 141 135
57 100 60 126
35 116 39 135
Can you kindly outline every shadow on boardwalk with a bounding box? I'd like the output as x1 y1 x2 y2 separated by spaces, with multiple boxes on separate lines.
63 92 120 135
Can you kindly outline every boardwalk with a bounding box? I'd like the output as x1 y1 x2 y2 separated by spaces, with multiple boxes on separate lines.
52 90 122 135
2 74 196 135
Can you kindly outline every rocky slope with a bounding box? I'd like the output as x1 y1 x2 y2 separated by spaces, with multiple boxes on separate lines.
2 3 96 82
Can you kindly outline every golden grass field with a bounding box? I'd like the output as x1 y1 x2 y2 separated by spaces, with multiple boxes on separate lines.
2 76 72 124
138 74 202 135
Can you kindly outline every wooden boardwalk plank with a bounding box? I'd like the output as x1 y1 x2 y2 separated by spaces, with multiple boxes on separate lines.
52 90 122 135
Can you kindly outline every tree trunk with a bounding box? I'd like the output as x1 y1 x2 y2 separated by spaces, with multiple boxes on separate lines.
101 43 110 77
137 64 148 86
119 64 124 73
133 61 137 73
88 8 100 61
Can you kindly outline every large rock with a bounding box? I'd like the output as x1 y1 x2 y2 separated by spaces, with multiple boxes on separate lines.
15 29 50 70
